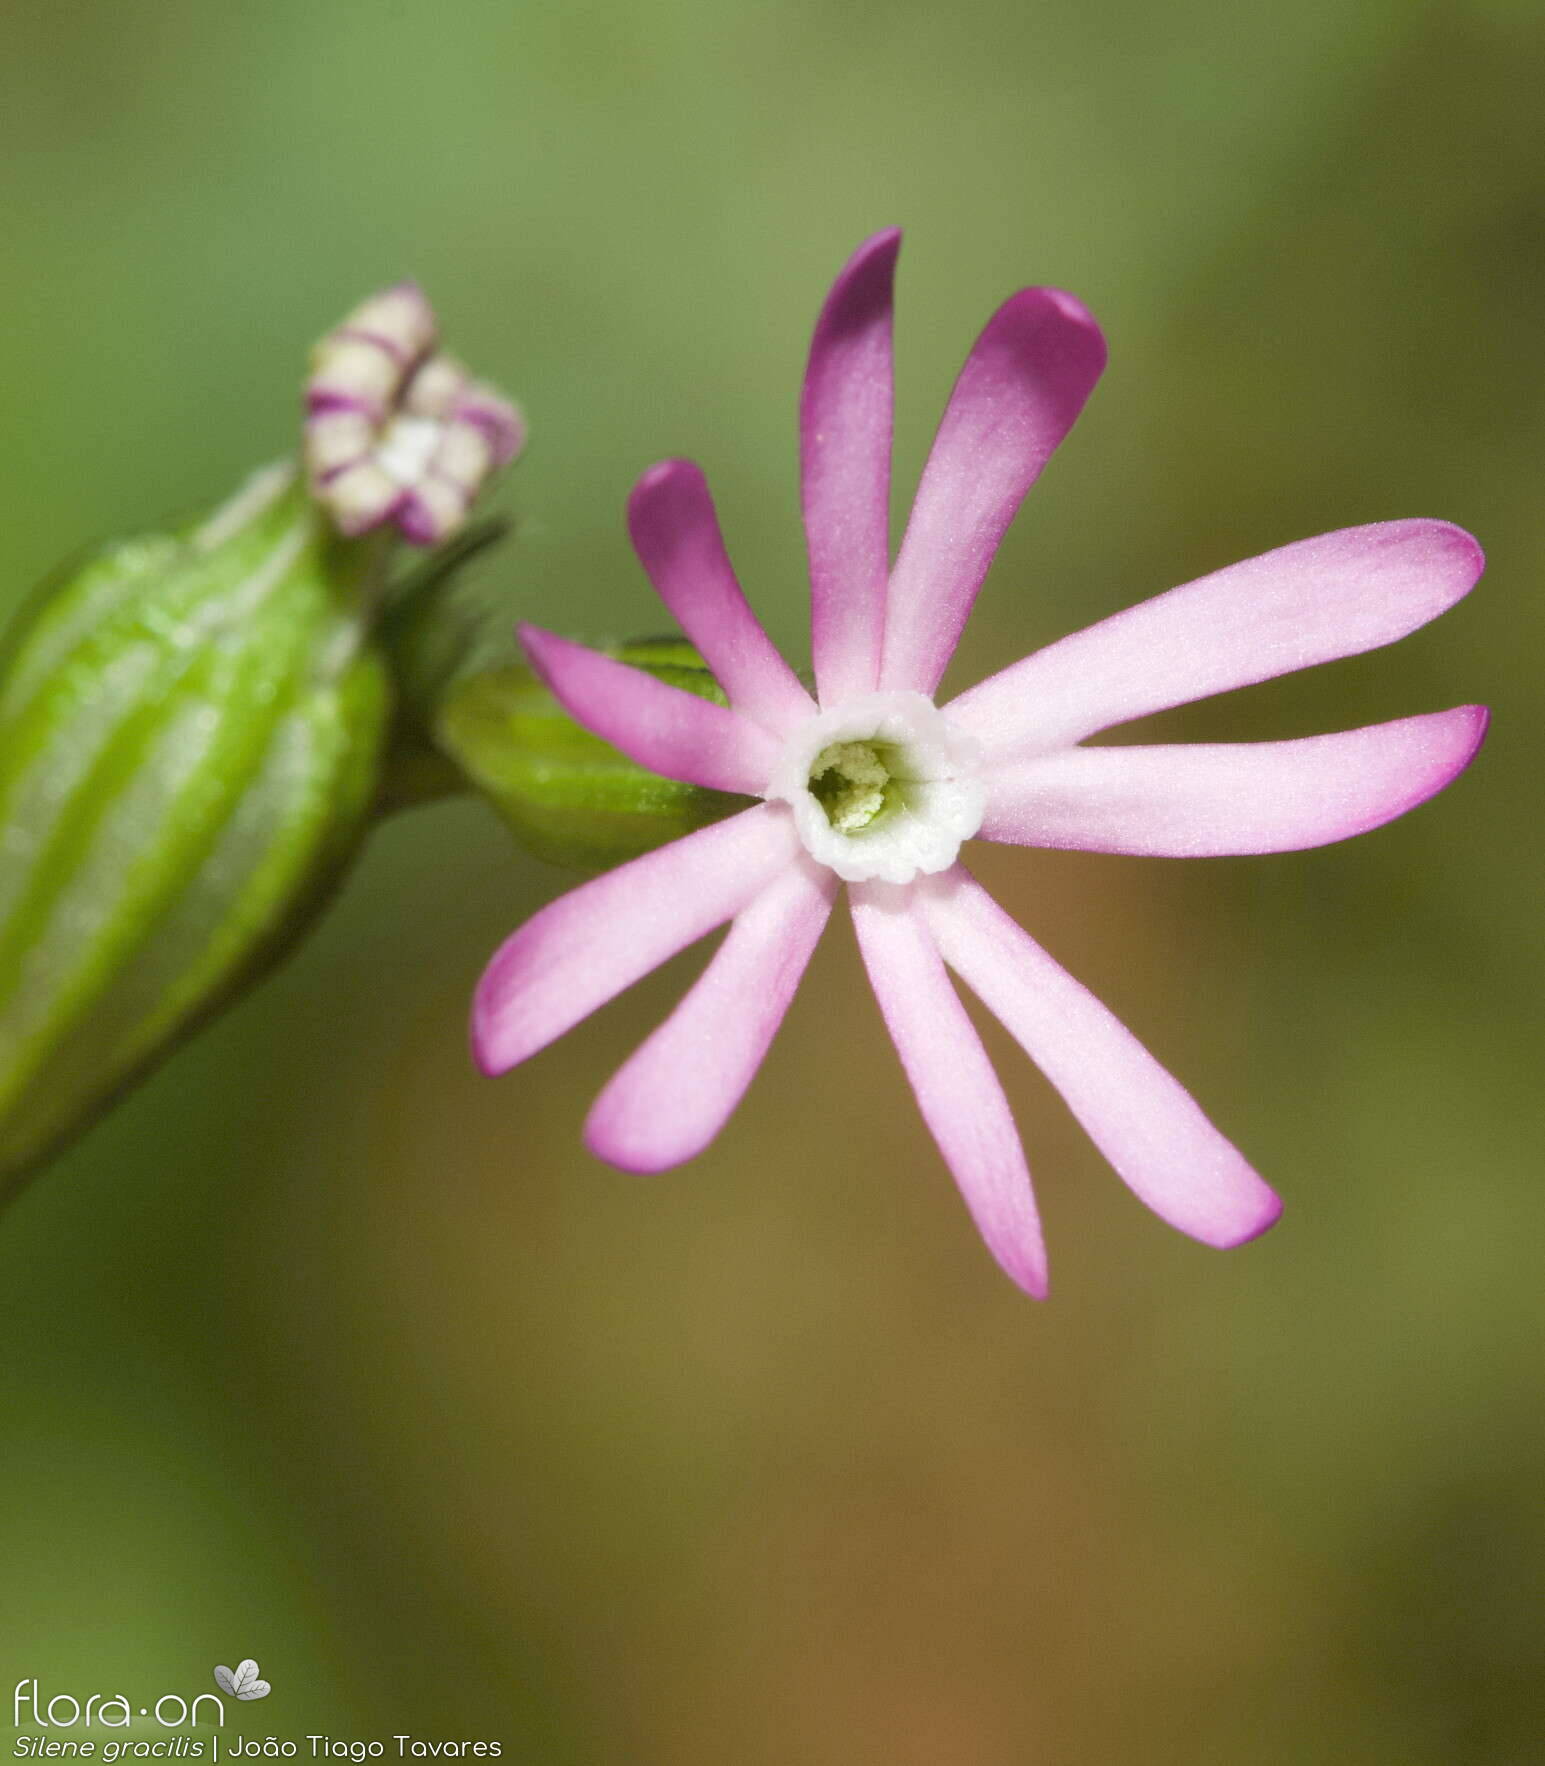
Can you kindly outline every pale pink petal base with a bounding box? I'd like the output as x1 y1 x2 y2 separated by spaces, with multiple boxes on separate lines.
587 859 837 1171
473 806 798 1074
520 623 779 797
981 706 1489 856
949 519 1485 755
919 869 1281 1248
851 884 1049 1296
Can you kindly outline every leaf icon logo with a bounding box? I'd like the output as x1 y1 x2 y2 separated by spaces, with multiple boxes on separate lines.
214 1660 272 1700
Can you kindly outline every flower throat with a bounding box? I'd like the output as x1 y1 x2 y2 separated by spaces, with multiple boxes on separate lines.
808 740 904 833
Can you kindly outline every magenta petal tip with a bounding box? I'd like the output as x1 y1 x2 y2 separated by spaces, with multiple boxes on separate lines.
1409 517 1486 587
1381 701 1491 825
1446 701 1491 770
1006 1258 1051 1301
1211 1184 1284 1249
516 621 569 694
581 1112 681 1176
1008 285 1109 375
469 968 518 1076
1022 282 1104 330
469 1033 504 1079
627 456 703 514
842 225 903 268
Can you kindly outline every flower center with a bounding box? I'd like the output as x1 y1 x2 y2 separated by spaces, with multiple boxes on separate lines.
769 691 985 885
808 739 898 832
375 414 446 486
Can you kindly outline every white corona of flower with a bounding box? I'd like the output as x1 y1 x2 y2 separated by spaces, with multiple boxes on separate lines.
766 690 986 884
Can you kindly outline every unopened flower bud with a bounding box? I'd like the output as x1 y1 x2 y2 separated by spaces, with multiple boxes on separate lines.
433 637 751 871
0 464 390 1188
304 283 525 546
376 545 750 868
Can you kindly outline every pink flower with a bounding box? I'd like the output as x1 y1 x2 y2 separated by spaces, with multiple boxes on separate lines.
472 230 1487 1296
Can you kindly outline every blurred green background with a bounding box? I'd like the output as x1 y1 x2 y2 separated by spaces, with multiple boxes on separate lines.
2 0 1542 1759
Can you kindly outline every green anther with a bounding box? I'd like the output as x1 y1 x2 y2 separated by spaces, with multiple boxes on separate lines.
809 740 894 832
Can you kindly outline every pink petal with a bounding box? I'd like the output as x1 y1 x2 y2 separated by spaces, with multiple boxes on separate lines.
981 706 1489 856
918 869 1281 1248
472 805 798 1075
803 229 901 706
585 859 837 1172
879 288 1107 696
520 624 779 797
850 883 1048 1296
628 460 815 734
948 520 1485 755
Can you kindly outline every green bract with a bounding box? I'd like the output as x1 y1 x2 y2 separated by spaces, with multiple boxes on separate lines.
0 464 390 1188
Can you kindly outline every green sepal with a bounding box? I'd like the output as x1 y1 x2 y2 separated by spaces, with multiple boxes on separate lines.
0 464 391 1189
432 637 752 871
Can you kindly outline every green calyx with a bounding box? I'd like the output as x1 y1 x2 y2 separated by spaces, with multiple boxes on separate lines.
427 640 749 871
0 457 753 1192
0 465 391 1190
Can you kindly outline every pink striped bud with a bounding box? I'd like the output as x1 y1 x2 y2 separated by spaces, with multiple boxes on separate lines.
304 283 525 545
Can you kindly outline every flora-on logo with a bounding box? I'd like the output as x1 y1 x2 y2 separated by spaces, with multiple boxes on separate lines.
213 1662 271 1702
13 1680 224 1728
